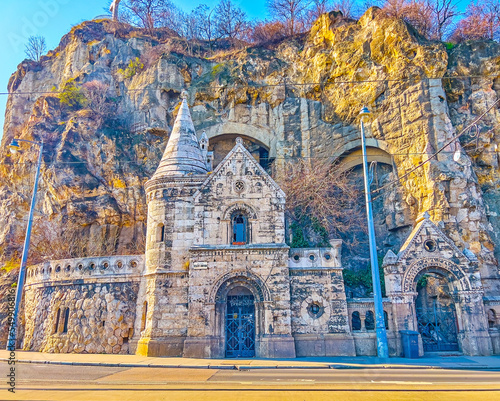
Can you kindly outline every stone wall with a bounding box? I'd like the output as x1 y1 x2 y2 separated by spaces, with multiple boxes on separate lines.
346 298 398 356
23 255 143 354
289 246 356 356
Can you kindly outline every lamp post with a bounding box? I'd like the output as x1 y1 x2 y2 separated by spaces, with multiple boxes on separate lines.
6 138 43 351
359 107 389 359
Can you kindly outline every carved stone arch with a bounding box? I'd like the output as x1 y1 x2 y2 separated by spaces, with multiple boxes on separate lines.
222 203 257 220
402 258 472 293
210 270 271 304
335 143 395 172
334 137 391 158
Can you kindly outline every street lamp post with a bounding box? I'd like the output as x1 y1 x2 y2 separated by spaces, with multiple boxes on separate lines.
359 107 389 359
6 138 43 351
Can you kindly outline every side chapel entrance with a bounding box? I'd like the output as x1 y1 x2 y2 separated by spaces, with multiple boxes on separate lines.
225 286 256 357
415 272 459 352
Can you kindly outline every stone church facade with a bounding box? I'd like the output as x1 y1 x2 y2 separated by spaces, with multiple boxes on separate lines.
22 95 499 358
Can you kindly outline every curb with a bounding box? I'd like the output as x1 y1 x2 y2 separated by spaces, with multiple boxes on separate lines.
2 358 499 371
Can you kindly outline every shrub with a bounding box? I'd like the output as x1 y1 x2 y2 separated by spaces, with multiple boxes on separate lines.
58 79 87 109
117 57 144 79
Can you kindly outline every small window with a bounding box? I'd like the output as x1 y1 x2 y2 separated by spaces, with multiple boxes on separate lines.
157 223 165 242
232 213 247 245
352 311 361 331
308 302 323 319
141 301 148 331
365 311 375 331
62 308 70 333
384 310 389 330
54 308 61 334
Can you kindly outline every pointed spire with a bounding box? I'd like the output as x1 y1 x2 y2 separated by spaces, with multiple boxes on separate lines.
152 91 208 178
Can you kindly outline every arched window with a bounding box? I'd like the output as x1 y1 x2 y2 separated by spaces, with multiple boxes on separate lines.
157 224 165 242
365 311 375 331
141 301 148 332
488 309 497 329
232 213 247 245
352 311 361 331
62 308 70 333
384 310 389 330
53 308 61 334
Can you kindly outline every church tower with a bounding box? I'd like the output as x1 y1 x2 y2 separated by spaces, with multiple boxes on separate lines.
136 92 208 356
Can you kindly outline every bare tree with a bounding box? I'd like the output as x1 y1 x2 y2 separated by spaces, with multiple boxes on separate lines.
432 0 459 40
82 81 111 118
382 0 459 40
194 5 218 44
122 0 176 31
25 35 47 62
331 0 357 18
403 0 434 38
267 0 311 35
214 0 249 40
251 20 287 43
383 0 409 18
272 158 363 246
452 0 500 41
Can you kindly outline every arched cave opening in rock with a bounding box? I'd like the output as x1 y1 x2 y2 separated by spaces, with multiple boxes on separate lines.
208 134 272 170
338 146 412 298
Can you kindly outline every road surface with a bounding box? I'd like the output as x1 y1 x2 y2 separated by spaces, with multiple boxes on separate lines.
3 363 500 400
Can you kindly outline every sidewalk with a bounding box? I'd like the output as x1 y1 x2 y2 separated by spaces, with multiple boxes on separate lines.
1 350 499 370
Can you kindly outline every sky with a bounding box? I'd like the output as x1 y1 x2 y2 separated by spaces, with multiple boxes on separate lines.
0 0 471 139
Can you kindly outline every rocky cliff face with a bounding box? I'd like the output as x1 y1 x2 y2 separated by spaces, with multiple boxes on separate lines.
1 9 499 295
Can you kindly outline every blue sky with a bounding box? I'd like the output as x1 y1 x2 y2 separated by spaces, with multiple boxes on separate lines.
0 0 266 138
0 0 471 138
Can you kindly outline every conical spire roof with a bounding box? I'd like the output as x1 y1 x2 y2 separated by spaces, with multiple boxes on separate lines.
152 92 208 178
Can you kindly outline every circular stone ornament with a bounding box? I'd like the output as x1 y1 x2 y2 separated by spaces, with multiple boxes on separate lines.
300 293 331 325
424 239 437 252
234 180 246 193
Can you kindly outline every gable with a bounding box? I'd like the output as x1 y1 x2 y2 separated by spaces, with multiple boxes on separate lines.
397 215 472 264
193 138 285 202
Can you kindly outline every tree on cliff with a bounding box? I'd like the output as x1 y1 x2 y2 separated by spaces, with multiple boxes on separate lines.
122 0 177 31
451 0 500 41
382 0 459 40
251 20 287 43
24 35 47 63
267 0 311 35
214 0 249 39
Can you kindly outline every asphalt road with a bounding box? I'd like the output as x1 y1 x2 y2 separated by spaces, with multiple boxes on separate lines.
4 363 500 400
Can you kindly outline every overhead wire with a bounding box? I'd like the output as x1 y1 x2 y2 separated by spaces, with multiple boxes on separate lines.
369 97 500 202
0 74 499 96
3 75 500 201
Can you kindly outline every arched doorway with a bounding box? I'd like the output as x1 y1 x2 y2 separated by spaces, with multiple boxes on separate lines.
415 271 459 352
225 286 256 357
